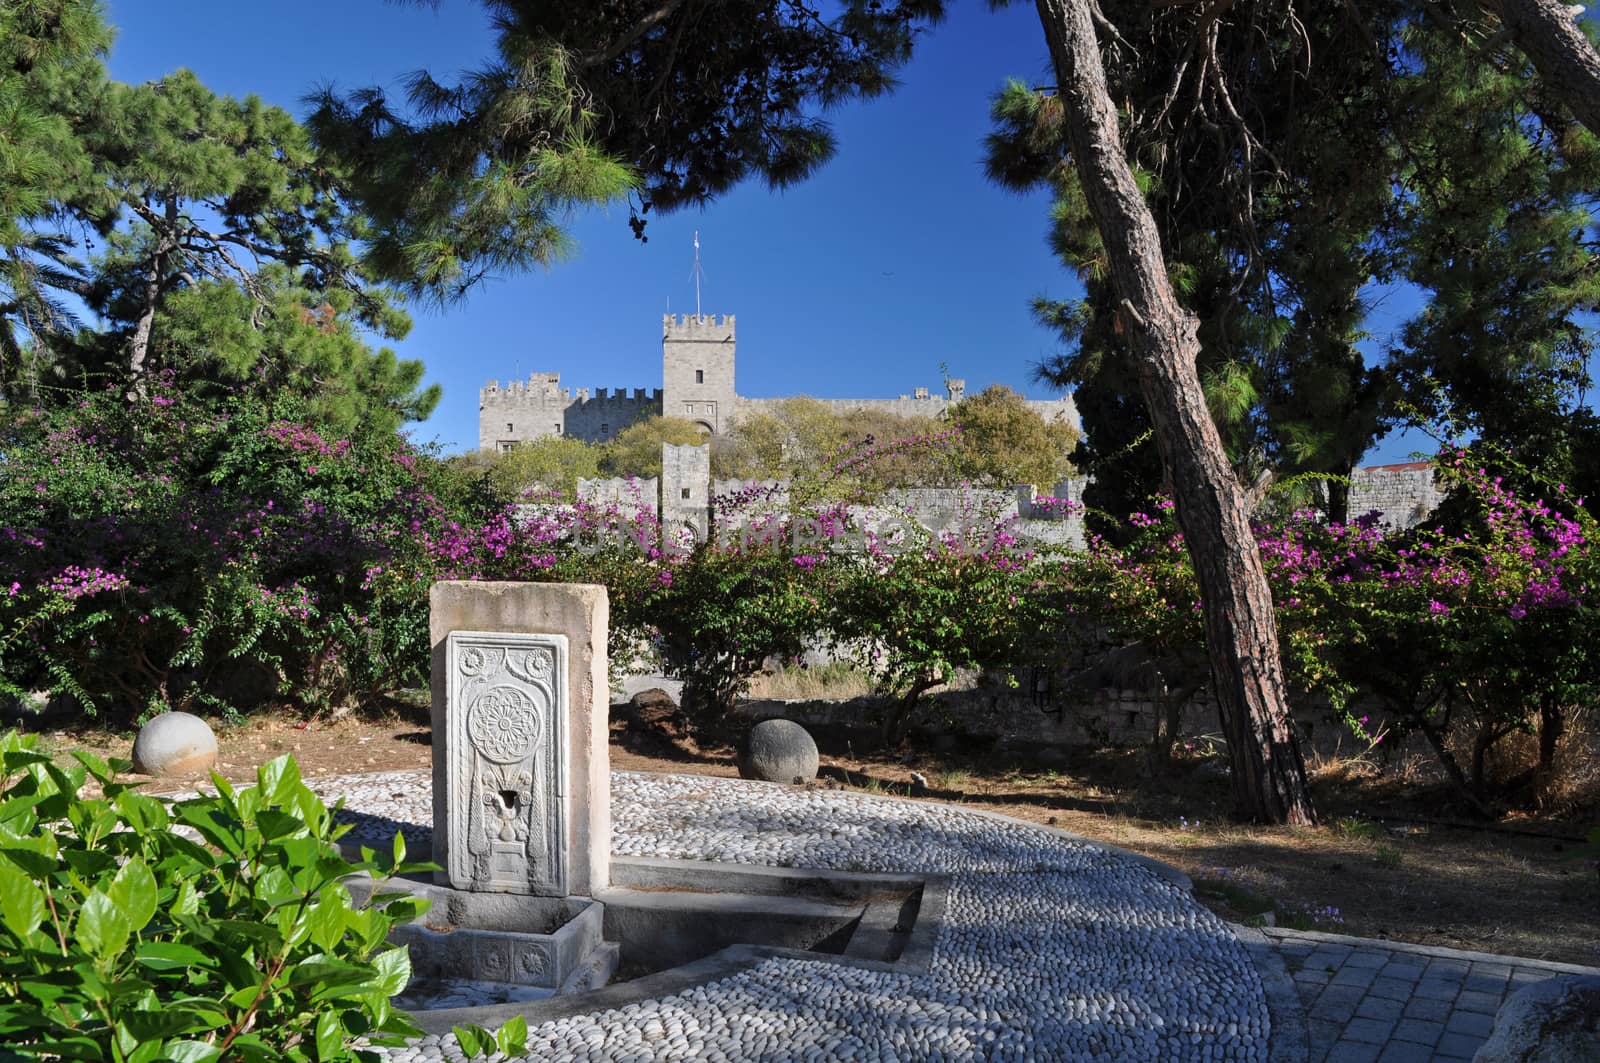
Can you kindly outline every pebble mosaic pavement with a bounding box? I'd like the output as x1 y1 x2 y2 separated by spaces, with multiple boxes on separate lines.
316 770 1600 1062
324 769 1270 1061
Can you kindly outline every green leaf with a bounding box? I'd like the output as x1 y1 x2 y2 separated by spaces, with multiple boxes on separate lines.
164 1041 223 1063
0 840 58 876
116 1006 212 1042
0 862 46 939
132 941 215 971
494 1014 529 1056
254 809 305 841
172 805 243 858
169 879 200 917
21 1033 105 1060
315 1010 342 1061
452 1025 486 1058
252 866 297 907
108 857 158 933
305 897 348 952
127 1038 163 1063
370 946 411 997
257 754 300 805
291 958 374 992
77 890 132 962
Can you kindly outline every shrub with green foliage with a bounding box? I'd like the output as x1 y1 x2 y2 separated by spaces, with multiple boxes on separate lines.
0 734 480 1061
0 378 498 721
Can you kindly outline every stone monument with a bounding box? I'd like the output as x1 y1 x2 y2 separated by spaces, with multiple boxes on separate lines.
430 582 610 897
374 581 617 1000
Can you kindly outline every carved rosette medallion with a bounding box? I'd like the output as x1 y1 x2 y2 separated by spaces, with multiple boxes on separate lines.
514 942 552 985
447 631 569 896
467 686 541 763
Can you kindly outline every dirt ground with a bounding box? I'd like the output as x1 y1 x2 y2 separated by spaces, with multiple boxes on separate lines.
32 695 1600 970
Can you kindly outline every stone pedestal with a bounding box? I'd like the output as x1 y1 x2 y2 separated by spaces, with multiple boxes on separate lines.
431 582 610 897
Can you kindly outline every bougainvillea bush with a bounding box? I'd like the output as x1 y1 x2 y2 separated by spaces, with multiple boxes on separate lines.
0 378 496 721
1098 454 1598 808
1261 454 1599 808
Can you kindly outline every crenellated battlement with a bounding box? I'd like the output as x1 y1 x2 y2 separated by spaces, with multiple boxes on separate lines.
663 313 736 342
482 373 570 406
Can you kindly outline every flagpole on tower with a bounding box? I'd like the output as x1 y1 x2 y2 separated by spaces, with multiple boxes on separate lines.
692 231 704 317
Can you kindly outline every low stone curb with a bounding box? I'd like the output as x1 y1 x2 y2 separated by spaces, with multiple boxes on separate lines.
1256 926 1600 976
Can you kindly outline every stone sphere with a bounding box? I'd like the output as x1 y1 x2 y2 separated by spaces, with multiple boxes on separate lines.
131 711 217 777
738 719 819 785
1475 976 1600 1063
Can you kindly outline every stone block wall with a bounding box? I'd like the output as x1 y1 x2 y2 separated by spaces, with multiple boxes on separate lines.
662 314 737 434
577 477 658 514
661 442 712 542
480 374 662 449
1348 462 1443 528
562 388 662 443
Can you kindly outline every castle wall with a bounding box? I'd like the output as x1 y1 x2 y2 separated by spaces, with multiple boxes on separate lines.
479 374 571 451
1348 462 1444 528
661 442 712 542
480 310 1081 450
479 375 661 449
577 476 659 514
562 387 661 442
734 392 1081 433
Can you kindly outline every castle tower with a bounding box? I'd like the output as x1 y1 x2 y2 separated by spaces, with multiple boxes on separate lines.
662 314 736 435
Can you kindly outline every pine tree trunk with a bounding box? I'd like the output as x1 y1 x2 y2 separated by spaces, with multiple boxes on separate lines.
127 198 180 388
1033 0 1316 824
1493 0 1600 139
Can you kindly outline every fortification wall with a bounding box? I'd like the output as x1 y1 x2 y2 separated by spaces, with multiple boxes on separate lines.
562 387 661 442
661 442 712 541
1348 462 1443 528
577 476 659 514
479 374 660 448
479 310 1083 448
480 374 571 450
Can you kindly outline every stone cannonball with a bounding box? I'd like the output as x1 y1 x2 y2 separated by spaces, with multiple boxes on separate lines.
1474 975 1600 1063
738 718 819 785
131 711 218 777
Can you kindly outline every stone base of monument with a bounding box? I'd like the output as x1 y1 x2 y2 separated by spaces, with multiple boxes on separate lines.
347 879 619 1007
352 854 949 1035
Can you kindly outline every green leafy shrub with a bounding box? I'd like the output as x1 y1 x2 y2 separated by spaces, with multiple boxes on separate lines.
0 733 473 1061
0 382 498 721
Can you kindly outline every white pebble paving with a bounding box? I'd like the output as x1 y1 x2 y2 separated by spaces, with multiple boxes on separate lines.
322 770 1270 1061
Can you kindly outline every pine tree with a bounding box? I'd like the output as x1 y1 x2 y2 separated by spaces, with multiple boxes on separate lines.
0 0 108 396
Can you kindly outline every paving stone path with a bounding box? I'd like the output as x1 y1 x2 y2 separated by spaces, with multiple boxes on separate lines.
1246 926 1600 1063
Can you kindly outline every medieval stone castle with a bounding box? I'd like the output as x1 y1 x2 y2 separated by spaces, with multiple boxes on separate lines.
479 313 1082 451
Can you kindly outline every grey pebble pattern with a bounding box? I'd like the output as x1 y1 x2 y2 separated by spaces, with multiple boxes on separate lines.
322 770 1270 1062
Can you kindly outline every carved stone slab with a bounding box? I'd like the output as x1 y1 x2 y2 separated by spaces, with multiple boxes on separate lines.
446 631 569 894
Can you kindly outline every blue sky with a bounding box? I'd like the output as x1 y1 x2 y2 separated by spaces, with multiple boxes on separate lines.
102 0 1439 461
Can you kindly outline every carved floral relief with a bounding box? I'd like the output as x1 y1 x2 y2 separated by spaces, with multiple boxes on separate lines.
447 632 568 895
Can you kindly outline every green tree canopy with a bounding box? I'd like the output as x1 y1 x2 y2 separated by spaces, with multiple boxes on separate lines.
948 384 1077 488
458 434 604 500
0 0 108 395
149 266 436 436
600 415 706 478
307 1 940 297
